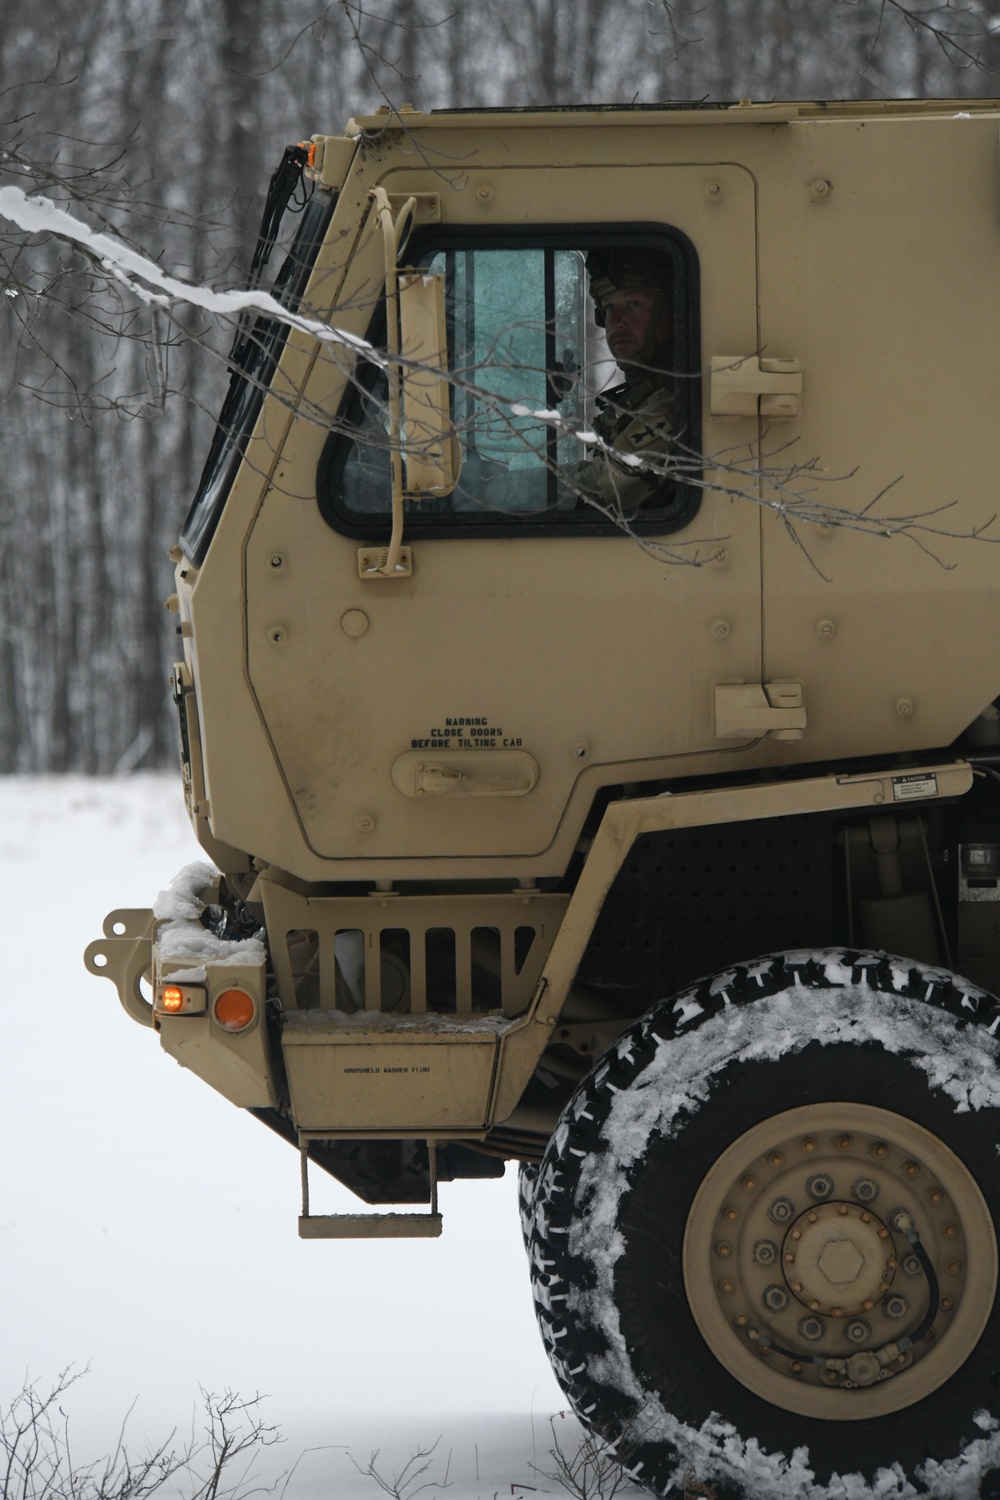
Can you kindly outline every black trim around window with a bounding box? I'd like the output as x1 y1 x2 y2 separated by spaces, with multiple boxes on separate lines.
180 190 336 565
317 222 701 541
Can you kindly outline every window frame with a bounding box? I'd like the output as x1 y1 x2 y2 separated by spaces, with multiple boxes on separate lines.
180 190 336 566
317 221 701 541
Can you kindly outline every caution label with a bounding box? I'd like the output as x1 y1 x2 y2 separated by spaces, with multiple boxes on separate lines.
892 772 938 802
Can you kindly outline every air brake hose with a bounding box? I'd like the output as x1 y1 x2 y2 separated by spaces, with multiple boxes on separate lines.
757 1222 941 1374
898 1226 941 1350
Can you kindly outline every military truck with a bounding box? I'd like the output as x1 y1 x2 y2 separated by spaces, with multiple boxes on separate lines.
87 99 1000 1497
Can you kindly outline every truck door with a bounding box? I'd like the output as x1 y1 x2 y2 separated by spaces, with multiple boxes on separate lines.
246 161 763 871
758 116 1000 763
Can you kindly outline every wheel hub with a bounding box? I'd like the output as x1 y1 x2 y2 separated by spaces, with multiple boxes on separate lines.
683 1103 997 1420
787 1201 893 1317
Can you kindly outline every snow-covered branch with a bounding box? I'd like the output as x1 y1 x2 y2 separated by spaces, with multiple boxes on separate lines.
0 183 375 361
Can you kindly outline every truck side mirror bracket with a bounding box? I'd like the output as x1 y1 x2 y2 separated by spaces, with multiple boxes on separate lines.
358 189 459 581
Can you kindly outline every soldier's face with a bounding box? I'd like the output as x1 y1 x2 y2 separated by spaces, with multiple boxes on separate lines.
603 287 670 360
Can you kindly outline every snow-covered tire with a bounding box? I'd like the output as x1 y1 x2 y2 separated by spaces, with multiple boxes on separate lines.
524 950 1000 1499
518 1162 540 1242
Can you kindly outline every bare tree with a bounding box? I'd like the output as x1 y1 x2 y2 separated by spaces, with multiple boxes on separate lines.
0 1370 279 1500
4 0 1000 772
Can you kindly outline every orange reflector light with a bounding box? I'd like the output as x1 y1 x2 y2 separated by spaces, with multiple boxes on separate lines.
161 985 184 1013
214 988 255 1032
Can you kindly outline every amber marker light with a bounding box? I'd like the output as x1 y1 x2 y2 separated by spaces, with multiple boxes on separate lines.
153 981 206 1016
214 989 256 1032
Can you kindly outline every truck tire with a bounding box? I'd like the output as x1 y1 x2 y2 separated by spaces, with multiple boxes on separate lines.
522 950 1000 1499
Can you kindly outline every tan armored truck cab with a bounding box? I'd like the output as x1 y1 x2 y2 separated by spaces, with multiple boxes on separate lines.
88 100 1000 1496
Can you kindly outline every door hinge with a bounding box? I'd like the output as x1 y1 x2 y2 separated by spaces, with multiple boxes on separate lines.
710 355 802 420
715 681 807 742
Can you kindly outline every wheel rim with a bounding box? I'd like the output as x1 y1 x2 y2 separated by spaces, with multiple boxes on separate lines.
682 1102 998 1420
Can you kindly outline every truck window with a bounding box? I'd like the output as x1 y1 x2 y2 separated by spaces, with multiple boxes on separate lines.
319 227 700 538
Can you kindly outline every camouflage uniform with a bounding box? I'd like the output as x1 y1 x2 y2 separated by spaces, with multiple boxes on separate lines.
562 370 677 517
562 247 676 517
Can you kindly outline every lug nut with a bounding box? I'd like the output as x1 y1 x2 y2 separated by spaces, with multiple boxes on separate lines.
764 1284 789 1311
944 1224 958 1238
715 1242 732 1257
885 1294 909 1320
799 1316 825 1341
948 1260 961 1275
838 1135 853 1150
767 1151 785 1168
724 1207 739 1221
904 1161 920 1178
903 1255 922 1276
928 1189 943 1205
769 1197 795 1224
742 1176 758 1191
941 1296 954 1311
872 1143 888 1159
719 1280 735 1293
846 1319 871 1344
807 1174 834 1199
753 1239 778 1266
802 1138 818 1153
853 1177 879 1203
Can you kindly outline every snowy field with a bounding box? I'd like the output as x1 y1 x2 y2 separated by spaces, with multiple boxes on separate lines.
0 775 628 1497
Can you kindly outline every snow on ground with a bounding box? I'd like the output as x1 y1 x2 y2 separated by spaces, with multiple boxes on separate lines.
0 775 595 1498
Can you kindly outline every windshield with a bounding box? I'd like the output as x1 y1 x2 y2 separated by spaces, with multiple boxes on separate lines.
180 189 334 564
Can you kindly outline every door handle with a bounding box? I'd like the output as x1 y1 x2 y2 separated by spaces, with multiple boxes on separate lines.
392 750 539 798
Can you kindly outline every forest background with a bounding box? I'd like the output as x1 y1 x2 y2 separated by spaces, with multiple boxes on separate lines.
2 0 999 774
